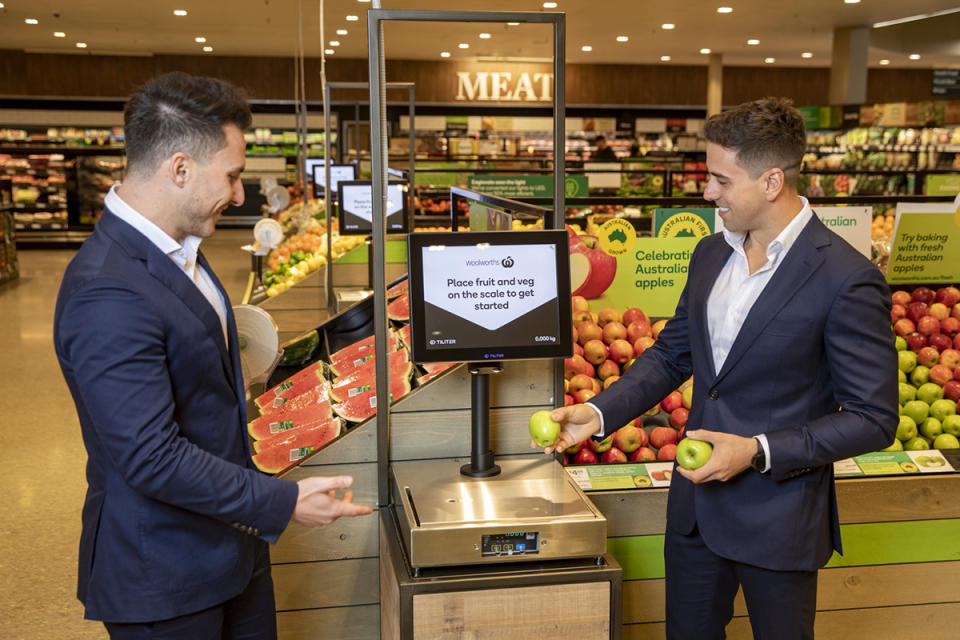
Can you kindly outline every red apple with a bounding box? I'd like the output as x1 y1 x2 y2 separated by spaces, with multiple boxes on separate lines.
670 407 689 429
597 307 622 327
574 388 597 404
892 290 912 306
906 332 927 352
568 373 595 394
577 321 602 345
943 380 960 402
591 312 599 322
603 375 620 390
601 447 628 464
572 448 599 465
891 304 907 323
953 305 960 322
657 444 678 461
929 303 950 321
912 287 935 305
573 342 584 356
941 317 960 337
649 426 679 449
940 349 960 369
629 447 657 463
917 346 940 367
598 359 620 380
591 377 602 393
587 434 614 453
626 320 653 343
907 302 929 324
602 321 628 345
929 364 954 387
622 307 649 326
929 333 953 352
634 336 655 356
572 324 579 344
613 424 647 453
917 315 941 337
936 286 960 307
564 393 574 406
662 390 684 414
564 354 594 379
893 318 916 336
651 319 668 339
572 309 593 325
569 235 617 299
571 295 589 313
609 339 634 365
582 339 609 366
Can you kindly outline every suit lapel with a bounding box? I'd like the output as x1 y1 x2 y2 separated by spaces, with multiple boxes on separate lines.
198 251 246 413
713 216 829 385
689 236 733 382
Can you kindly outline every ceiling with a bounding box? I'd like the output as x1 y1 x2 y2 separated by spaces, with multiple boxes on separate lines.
1 0 959 68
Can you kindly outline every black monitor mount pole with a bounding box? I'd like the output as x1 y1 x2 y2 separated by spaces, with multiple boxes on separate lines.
461 362 503 477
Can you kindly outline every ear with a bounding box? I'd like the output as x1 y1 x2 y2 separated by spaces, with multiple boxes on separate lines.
763 168 785 201
167 152 191 189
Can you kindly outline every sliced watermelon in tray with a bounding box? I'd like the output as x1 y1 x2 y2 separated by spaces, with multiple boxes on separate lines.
329 361 414 403
386 279 409 300
254 361 325 411
248 402 335 440
256 382 331 417
333 380 412 423
328 345 409 378
253 416 342 454
387 292 410 322
251 419 342 474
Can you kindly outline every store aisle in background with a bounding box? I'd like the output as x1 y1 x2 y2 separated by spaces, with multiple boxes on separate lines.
0 229 253 639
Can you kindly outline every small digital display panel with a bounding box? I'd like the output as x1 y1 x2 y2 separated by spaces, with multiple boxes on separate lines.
407 230 573 363
481 532 539 557
337 180 408 235
313 164 357 200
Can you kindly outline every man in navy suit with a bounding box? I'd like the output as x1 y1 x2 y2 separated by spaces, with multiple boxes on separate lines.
544 98 898 638
54 72 372 639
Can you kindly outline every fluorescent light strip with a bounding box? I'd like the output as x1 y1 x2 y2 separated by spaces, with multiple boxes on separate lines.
173 9 187 16
873 7 960 28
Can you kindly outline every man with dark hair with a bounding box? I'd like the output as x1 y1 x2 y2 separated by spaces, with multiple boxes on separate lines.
54 72 372 639
540 97 897 638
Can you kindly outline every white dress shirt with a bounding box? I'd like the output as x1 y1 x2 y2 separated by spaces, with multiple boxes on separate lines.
105 186 229 346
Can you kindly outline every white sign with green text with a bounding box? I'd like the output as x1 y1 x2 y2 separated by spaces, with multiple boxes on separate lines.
812 206 872 259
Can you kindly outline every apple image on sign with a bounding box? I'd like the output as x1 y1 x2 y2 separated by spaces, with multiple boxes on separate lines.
569 235 617 299
528 410 561 447
675 438 713 470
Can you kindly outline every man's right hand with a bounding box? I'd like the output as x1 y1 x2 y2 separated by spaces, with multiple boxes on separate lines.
292 476 373 527
533 404 603 454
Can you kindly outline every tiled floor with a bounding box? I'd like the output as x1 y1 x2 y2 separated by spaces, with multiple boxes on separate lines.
0 229 254 639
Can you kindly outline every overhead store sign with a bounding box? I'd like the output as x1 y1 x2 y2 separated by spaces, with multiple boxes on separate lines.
467 175 587 198
455 71 554 102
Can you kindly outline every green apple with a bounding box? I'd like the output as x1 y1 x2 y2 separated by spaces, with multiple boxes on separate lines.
933 433 960 450
675 438 713 470
896 415 918 442
941 414 960 437
920 417 943 440
904 436 931 451
929 398 957 421
916 382 944 405
910 365 930 387
895 335 907 351
898 369 907 383
898 383 917 405
902 400 930 426
528 410 561 448
880 438 904 452
898 350 918 373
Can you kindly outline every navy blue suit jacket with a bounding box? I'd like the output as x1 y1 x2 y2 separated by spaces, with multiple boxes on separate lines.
591 214 898 571
54 210 299 623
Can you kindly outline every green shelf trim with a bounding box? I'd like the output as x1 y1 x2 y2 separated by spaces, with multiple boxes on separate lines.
333 239 407 264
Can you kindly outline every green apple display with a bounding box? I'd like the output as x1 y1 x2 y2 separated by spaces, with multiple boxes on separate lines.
895 335 907 351
929 398 957 422
941 414 960 437
528 410 561 448
898 350 918 373
880 438 904 452
675 438 713 470
910 365 930 387
898 369 907 384
898 383 916 405
916 382 944 405
904 436 931 451
920 417 943 440
933 433 960 450
902 400 930 426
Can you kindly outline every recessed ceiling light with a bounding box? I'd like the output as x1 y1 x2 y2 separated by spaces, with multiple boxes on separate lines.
661 55 671 61
844 0 860 3
202 46 213 52
507 22 520 26
581 45 593 52
764 57 775 63
336 29 348 35
195 36 206 43
879 59 890 65
717 6 733 13
54 32 66 38
801 52 813 58
458 43 469 49
440 51 451 58
330 40 340 46
25 18 39 25
909 53 920 60
346 15 359 21
616 36 629 42
173 9 187 16
358 0 371 3
76 42 88 48
543 1 558 7
661 23 675 30
747 39 759 45
0 3 5 7
479 33 491 39
700 48 711 54
325 49 335 54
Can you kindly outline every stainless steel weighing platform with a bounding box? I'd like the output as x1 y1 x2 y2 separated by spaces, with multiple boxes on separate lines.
392 457 607 569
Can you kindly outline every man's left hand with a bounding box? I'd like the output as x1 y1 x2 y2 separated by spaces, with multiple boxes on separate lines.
674 429 757 484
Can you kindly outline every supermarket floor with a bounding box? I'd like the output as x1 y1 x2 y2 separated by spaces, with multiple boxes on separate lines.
0 229 253 639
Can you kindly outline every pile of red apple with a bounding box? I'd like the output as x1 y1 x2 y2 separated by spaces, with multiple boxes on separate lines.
892 285 960 403
563 295 693 466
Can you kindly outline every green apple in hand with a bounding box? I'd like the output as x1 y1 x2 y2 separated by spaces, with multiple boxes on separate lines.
528 410 561 447
675 438 713 470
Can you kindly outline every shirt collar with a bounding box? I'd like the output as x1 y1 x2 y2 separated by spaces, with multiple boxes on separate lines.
104 185 203 268
722 196 814 262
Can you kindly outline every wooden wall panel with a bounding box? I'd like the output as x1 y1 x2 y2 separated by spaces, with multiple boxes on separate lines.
277 605 379 640
272 513 378 564
272 557 379 611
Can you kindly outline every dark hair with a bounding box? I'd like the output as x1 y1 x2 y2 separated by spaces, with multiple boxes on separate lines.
123 71 252 175
704 97 806 184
